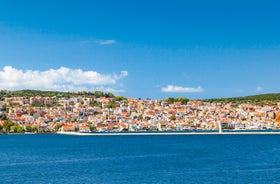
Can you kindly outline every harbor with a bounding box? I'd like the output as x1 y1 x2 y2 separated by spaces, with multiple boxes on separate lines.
57 130 280 136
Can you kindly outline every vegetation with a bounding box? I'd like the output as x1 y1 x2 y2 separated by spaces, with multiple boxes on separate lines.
0 90 115 98
0 90 66 98
169 115 176 121
0 117 44 134
0 120 23 133
3 90 279 105
89 100 102 108
114 96 127 102
204 93 280 105
164 97 189 105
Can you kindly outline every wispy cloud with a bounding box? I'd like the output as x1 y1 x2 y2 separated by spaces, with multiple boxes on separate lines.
98 40 116 45
92 86 126 94
80 39 116 46
161 85 203 93
0 66 127 93
256 86 263 92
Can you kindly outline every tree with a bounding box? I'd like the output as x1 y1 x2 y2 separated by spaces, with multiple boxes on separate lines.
93 91 104 98
90 126 96 132
90 100 101 108
107 103 113 108
2 120 14 133
177 98 189 105
115 96 126 102
10 124 23 133
166 97 175 104
16 125 23 133
25 125 32 132
138 114 143 120
32 126 38 133
105 92 115 98
0 113 8 120
1 104 7 111
170 115 176 121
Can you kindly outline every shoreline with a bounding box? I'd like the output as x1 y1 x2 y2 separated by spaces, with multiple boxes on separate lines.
56 131 280 136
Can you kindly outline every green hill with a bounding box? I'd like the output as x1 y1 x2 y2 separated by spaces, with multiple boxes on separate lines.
1 90 280 105
204 93 280 105
0 89 114 98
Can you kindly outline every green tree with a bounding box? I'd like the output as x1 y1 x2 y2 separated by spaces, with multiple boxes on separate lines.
10 125 18 133
138 114 143 120
25 125 32 132
107 103 113 108
90 126 97 132
176 97 189 105
90 100 101 108
32 126 38 133
1 104 7 111
166 97 175 104
16 125 23 133
170 115 176 121
105 92 115 98
93 91 104 98
115 96 126 102
10 124 23 133
2 120 14 133
0 113 8 120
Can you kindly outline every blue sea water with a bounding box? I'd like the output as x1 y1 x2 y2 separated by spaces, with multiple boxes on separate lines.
1 134 280 183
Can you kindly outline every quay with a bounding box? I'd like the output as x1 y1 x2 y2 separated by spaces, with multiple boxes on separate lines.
57 131 280 136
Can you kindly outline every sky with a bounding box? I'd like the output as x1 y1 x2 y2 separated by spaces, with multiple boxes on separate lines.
0 0 279 99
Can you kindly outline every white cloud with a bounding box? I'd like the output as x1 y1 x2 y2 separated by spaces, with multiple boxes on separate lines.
80 39 116 45
0 66 128 93
92 86 126 94
120 71 128 78
256 87 263 92
98 40 116 45
162 85 203 93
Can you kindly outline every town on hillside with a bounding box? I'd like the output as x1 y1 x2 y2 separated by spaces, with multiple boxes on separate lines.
1 91 280 133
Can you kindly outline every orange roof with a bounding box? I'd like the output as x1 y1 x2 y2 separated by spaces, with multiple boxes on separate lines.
79 125 90 129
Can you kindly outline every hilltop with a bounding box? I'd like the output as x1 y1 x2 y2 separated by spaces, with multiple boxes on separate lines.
0 90 115 98
204 93 280 105
1 90 280 104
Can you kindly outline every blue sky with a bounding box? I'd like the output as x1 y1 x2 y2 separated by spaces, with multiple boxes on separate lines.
0 0 279 99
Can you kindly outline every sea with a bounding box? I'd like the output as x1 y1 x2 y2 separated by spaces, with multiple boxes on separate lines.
1 134 280 184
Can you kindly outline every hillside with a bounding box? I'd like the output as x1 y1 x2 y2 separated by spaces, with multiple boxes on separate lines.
1 90 280 105
204 93 280 105
0 90 114 99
